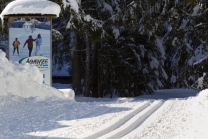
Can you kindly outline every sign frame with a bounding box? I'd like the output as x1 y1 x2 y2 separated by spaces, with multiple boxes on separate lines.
5 14 55 86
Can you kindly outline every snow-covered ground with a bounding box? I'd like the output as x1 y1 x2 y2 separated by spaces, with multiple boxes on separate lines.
1 50 208 139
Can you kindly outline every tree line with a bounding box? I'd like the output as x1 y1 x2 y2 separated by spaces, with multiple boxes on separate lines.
0 0 208 97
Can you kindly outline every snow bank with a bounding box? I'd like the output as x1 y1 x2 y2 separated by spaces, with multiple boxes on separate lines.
176 89 208 138
0 0 61 20
0 50 74 101
195 89 208 100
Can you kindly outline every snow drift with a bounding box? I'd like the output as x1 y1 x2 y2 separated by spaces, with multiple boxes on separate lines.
0 50 74 101
0 0 61 19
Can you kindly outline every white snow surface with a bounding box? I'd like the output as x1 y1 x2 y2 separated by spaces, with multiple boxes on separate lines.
113 28 120 39
0 50 73 101
0 0 61 19
0 55 207 139
1 47 208 139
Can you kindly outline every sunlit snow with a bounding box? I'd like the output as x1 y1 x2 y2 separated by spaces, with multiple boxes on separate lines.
0 50 74 101
62 0 79 13
0 0 61 19
0 50 207 138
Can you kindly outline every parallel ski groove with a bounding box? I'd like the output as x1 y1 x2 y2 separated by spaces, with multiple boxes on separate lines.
79 98 135 119
81 100 152 139
99 100 164 139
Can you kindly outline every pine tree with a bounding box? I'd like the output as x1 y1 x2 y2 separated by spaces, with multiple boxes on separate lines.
0 0 12 57
51 0 208 96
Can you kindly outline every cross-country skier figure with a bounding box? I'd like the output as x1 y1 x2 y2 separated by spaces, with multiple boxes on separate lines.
13 38 20 55
23 35 36 57
35 34 42 56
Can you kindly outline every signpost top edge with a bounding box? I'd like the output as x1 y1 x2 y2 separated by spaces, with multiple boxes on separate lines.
4 14 57 18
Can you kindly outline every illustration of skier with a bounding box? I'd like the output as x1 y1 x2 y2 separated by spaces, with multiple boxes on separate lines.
35 34 42 56
12 38 20 55
23 35 36 57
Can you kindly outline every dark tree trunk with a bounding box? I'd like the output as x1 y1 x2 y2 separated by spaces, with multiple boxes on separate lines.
84 34 90 97
91 44 99 98
71 32 82 95
99 66 104 98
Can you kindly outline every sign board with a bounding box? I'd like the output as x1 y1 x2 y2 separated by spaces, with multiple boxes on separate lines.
19 56 50 85
9 18 52 85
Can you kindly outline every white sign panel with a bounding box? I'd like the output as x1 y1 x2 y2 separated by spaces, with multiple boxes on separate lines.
9 18 51 86
19 56 50 85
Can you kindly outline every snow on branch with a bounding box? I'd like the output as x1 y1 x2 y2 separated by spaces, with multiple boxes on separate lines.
62 0 79 13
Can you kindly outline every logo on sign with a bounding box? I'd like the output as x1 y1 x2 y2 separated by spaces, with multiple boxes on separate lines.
19 56 50 71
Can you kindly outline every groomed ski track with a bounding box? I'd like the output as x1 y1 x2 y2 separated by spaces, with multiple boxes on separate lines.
0 89 199 138
80 98 194 139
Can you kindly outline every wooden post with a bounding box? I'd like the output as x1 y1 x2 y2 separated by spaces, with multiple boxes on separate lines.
8 17 14 23
50 17 52 86
47 17 51 22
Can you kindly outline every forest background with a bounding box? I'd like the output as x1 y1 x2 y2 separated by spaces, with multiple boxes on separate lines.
0 0 207 98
